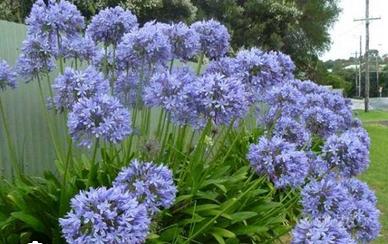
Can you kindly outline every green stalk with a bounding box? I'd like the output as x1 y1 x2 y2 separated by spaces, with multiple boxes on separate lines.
59 137 73 216
196 53 205 75
169 59 174 73
160 113 172 158
37 76 64 164
46 72 54 98
156 109 165 138
0 95 20 177
110 46 116 95
56 30 64 74
87 139 100 187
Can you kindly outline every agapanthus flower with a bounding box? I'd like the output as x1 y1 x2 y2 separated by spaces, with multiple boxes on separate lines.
116 21 171 71
52 66 109 111
114 71 139 107
342 178 377 205
343 200 380 242
188 72 249 126
293 79 353 130
234 48 295 96
47 0 84 36
59 187 150 244
301 176 353 218
247 136 309 188
263 82 305 121
144 67 202 126
60 35 98 61
113 159 177 214
68 95 131 147
322 129 369 177
25 0 50 36
26 0 84 42
86 6 138 46
165 22 200 60
319 90 353 129
273 116 310 147
292 216 356 244
301 106 342 138
306 154 330 178
205 57 238 77
191 19 230 59
16 34 56 81
0 60 17 90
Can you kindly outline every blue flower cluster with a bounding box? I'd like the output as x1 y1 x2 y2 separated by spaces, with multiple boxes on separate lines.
191 19 230 59
300 176 380 242
166 22 200 60
67 95 131 147
292 216 356 244
145 67 249 127
116 21 171 72
247 136 309 188
17 0 87 80
52 66 109 111
113 159 177 214
0 60 17 91
60 160 176 243
27 0 84 38
60 35 98 61
16 34 56 81
322 128 370 177
86 6 138 47
59 187 150 244
240 56 378 242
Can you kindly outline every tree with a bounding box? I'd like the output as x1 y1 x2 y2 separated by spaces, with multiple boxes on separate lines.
192 0 340 81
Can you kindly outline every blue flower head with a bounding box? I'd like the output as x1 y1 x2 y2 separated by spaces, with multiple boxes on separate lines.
68 95 132 147
52 66 109 111
191 19 230 59
344 200 381 242
247 136 309 188
113 159 177 214
86 6 138 46
16 34 56 81
26 0 84 42
166 22 200 60
234 48 295 97
188 72 250 126
301 176 353 219
59 187 150 244
273 116 311 147
322 129 369 177
116 21 172 71
292 216 356 244
114 71 139 107
60 35 98 61
0 60 17 90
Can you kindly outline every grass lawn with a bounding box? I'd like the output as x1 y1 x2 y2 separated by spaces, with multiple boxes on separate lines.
356 110 388 243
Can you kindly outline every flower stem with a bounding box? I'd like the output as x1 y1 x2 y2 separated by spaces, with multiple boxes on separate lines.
0 95 20 178
196 53 204 75
37 76 64 164
87 139 100 187
59 137 73 216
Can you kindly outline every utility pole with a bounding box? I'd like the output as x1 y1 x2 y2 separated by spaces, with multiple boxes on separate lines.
359 36 362 97
354 0 381 112
352 51 359 97
376 55 379 95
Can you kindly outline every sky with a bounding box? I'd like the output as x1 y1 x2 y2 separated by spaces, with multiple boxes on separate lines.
320 0 388 61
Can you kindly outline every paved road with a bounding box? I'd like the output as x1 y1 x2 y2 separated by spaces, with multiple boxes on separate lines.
351 98 388 111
